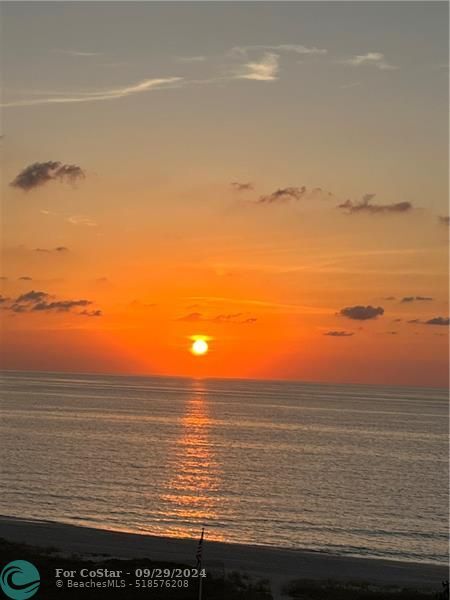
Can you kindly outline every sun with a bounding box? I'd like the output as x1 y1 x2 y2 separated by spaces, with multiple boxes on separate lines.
191 339 208 356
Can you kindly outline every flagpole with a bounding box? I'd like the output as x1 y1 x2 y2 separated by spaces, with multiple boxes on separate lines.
197 526 205 600
198 569 203 600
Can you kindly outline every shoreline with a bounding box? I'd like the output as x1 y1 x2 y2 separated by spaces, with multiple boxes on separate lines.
0 515 448 596
0 514 445 568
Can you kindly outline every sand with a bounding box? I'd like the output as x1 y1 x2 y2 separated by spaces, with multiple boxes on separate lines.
0 516 447 599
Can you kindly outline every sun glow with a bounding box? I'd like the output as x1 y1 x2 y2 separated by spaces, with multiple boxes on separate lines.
191 339 208 356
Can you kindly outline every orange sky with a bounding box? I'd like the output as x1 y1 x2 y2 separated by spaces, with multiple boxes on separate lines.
1 2 448 387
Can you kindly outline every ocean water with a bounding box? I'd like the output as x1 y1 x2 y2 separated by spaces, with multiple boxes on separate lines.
0 370 448 565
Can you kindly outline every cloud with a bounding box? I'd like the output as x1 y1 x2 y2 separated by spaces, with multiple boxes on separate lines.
79 309 103 317
2 77 183 108
211 313 243 323
257 185 332 204
18 276 32 281
259 186 307 204
3 289 100 316
0 295 9 304
438 216 450 226
232 44 327 57
15 290 48 303
231 182 254 192
338 194 412 214
324 330 354 337
57 49 102 57
401 296 433 303
424 317 449 326
386 331 398 335
177 312 203 322
10 161 85 191
384 296 396 301
32 299 91 312
177 312 256 324
342 52 398 70
234 52 280 81
67 215 97 227
340 305 384 320
35 246 69 253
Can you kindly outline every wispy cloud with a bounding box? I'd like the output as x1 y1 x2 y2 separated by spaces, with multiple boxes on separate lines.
57 49 102 57
1 77 183 108
66 215 97 227
259 186 307 203
338 194 412 214
234 52 280 81
400 296 433 303
324 330 354 337
35 246 69 253
231 44 327 57
231 182 254 192
258 185 331 204
177 312 257 324
438 216 450 226
3 289 101 316
341 52 398 71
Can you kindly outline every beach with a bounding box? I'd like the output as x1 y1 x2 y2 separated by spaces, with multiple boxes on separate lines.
0 516 447 599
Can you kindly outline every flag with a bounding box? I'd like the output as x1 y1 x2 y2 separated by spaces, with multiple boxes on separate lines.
196 527 205 568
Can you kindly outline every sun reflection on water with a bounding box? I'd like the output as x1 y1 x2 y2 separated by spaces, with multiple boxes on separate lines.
161 380 223 539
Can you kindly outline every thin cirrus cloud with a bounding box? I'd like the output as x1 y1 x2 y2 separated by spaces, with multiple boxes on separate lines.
231 44 327 57
35 246 69 253
10 161 85 191
2 44 401 109
259 186 307 203
338 193 412 214
438 216 450 225
3 290 101 316
324 330 354 337
58 50 103 57
258 186 331 204
1 77 183 108
341 52 398 71
400 296 433 303
340 305 384 320
231 182 254 192
177 312 257 324
66 215 97 227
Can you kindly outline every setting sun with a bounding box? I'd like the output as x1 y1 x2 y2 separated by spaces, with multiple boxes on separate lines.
191 339 209 356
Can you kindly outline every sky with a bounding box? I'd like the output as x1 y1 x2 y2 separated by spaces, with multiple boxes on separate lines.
1 1 449 387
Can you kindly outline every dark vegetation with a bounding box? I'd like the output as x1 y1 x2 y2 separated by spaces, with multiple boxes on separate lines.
283 578 449 600
1 538 447 600
0 538 272 599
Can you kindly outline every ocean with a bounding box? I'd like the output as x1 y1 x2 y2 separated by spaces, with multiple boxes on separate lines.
0 370 448 565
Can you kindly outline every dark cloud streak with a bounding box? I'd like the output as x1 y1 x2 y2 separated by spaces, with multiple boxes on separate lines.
338 194 412 215
340 305 384 320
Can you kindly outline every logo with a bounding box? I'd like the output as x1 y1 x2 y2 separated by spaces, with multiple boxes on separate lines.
0 561 40 600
